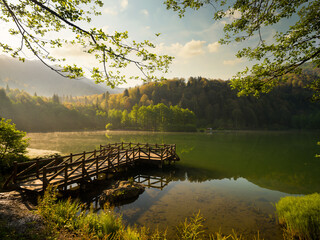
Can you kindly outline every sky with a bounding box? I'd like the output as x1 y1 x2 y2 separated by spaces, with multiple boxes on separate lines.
0 0 293 88
83 0 255 87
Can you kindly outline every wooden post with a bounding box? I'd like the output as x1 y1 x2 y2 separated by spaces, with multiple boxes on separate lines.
107 151 110 168
70 153 73 164
96 155 99 179
117 146 120 165
43 167 47 191
13 161 17 184
36 159 40 178
160 148 163 169
125 150 128 165
64 163 68 191
132 148 135 161
54 156 58 173
148 147 151 161
139 147 141 159
121 142 124 150
82 155 85 180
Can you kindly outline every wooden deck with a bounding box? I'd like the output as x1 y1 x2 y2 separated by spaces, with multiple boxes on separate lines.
3 143 180 192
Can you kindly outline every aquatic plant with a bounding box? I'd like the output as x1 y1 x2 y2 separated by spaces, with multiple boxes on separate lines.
176 211 205 240
276 193 320 240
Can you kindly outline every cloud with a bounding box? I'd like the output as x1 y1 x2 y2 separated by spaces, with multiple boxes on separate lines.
121 0 128 9
101 25 110 33
208 42 219 53
141 9 149 16
223 58 243 65
103 7 118 16
156 40 206 60
179 40 206 58
52 44 90 58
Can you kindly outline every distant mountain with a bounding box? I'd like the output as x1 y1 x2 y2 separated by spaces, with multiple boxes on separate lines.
0 55 123 96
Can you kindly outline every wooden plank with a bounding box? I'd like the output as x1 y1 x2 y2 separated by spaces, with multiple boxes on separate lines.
11 142 180 192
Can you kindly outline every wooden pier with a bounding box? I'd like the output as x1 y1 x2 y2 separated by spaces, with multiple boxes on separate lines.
3 142 180 192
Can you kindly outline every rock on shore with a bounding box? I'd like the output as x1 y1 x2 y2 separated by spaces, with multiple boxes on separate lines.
99 180 145 205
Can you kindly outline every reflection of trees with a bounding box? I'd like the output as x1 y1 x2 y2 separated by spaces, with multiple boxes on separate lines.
126 165 232 184
174 132 320 195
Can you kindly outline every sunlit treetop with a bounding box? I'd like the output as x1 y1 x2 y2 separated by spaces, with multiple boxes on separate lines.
165 0 320 100
0 0 174 87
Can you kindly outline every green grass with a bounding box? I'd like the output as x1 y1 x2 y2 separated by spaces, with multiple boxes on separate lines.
38 186 124 239
276 193 320 240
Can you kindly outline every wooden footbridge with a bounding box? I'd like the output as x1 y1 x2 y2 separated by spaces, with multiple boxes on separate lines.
3 143 180 192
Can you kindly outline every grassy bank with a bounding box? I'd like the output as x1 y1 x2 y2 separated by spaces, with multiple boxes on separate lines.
276 193 320 240
36 186 262 240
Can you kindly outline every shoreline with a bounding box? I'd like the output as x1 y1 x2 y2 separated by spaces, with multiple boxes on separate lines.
25 148 61 159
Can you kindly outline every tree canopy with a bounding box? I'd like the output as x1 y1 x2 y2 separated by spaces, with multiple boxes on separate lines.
165 0 320 100
0 0 173 87
0 118 28 168
2 0 319 98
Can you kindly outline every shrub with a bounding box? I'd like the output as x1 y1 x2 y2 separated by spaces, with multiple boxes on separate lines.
38 186 123 239
0 118 28 169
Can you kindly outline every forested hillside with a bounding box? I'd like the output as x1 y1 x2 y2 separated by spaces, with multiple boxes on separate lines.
0 88 106 132
69 66 320 130
0 88 196 132
1 64 320 132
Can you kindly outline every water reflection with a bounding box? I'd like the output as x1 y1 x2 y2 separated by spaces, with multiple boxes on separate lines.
110 166 286 239
134 175 170 190
26 130 320 239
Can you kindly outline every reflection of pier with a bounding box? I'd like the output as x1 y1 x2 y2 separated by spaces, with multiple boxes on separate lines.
134 175 170 190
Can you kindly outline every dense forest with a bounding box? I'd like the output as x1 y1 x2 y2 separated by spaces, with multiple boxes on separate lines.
1 64 320 132
0 87 106 132
0 87 196 132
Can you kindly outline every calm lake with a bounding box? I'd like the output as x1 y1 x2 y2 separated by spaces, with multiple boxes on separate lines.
26 130 320 239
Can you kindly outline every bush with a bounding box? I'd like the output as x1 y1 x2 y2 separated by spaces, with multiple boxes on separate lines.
0 118 29 170
38 186 124 239
276 193 320 240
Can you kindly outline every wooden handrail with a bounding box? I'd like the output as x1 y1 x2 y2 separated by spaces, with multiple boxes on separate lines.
4 142 179 191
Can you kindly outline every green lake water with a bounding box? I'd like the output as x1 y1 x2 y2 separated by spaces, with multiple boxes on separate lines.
26 130 320 239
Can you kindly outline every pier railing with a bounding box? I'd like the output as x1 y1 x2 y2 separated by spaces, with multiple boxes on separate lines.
3 142 179 192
